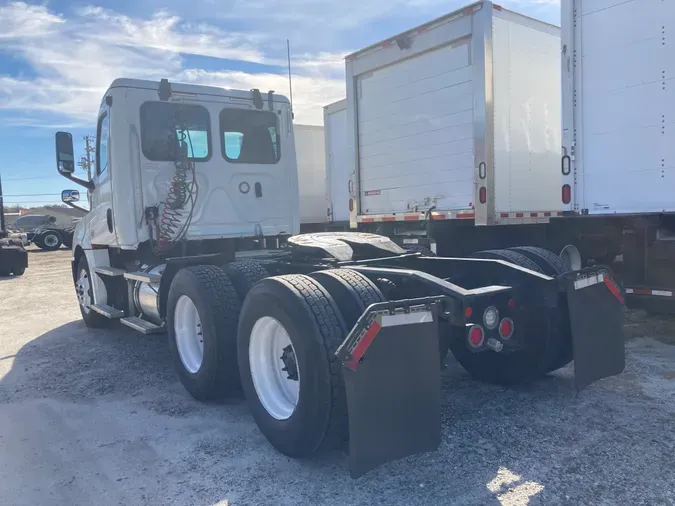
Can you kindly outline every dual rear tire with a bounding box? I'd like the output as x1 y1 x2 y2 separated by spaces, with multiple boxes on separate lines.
449 247 573 384
167 262 381 458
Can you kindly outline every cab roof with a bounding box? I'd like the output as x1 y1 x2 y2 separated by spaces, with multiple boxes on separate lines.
105 78 291 105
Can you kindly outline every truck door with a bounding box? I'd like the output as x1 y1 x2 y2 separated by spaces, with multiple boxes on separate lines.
218 106 297 236
89 108 117 246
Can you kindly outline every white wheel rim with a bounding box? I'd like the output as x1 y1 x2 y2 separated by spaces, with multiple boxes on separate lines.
76 269 92 314
174 295 204 374
249 316 300 420
44 234 59 247
560 244 582 271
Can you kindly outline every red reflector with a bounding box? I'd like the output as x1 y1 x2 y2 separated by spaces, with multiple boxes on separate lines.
499 318 514 340
349 199 354 212
562 184 571 204
479 186 487 204
464 306 473 318
468 325 484 347
507 298 516 309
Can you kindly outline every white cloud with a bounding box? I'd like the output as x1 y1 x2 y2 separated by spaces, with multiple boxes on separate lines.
0 0 558 128
0 2 348 126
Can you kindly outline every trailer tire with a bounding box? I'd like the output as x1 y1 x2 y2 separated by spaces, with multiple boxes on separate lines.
75 256 109 328
38 230 63 251
167 265 241 401
12 266 25 276
224 260 269 301
470 249 544 274
509 246 570 276
238 274 349 457
454 249 569 383
309 269 386 327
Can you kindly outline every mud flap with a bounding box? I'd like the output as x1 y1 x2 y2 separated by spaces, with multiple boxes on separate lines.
564 268 625 392
336 299 442 479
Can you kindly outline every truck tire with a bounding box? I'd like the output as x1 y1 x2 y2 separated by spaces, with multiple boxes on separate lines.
38 230 63 251
509 246 570 276
167 265 241 401
470 249 544 274
309 269 386 327
75 256 109 328
12 266 26 276
450 249 565 383
224 260 269 302
237 274 349 457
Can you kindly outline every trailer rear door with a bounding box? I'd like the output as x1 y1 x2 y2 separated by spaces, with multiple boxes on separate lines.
349 11 477 217
564 0 675 214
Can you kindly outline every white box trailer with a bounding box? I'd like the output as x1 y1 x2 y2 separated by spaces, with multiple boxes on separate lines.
561 0 675 216
295 124 328 228
559 0 675 311
323 99 351 224
346 1 562 228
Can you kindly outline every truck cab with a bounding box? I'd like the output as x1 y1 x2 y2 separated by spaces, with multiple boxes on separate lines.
56 78 299 253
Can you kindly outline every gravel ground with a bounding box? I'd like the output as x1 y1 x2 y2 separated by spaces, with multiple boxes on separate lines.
1 249 674 506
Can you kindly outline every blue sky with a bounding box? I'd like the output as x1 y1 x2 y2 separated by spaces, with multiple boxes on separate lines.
0 0 559 207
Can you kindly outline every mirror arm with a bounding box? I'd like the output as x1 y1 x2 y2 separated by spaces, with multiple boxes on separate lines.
62 173 95 190
64 201 88 213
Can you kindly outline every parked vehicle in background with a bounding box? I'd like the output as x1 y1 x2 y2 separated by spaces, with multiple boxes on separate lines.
344 1 565 256
295 124 329 231
560 0 675 313
12 214 75 251
0 175 28 276
323 99 351 229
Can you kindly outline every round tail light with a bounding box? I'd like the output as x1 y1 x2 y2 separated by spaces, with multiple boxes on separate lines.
499 318 514 340
483 306 499 329
468 325 485 348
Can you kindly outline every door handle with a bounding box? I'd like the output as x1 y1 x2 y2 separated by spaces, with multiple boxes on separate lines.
255 182 262 198
348 179 353 194
106 208 113 233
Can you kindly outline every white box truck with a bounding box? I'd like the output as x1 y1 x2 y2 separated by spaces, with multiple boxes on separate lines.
295 124 328 230
560 0 675 311
345 1 566 256
323 99 351 226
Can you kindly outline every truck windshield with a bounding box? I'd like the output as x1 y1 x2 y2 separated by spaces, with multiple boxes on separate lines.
140 102 210 161
220 109 279 164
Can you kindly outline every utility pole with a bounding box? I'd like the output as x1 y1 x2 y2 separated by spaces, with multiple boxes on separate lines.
0 174 6 236
78 135 95 179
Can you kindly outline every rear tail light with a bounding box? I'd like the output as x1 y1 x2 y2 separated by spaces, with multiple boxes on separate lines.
562 184 571 204
479 186 487 204
468 325 485 348
483 306 499 329
464 306 473 318
349 199 354 212
499 318 514 340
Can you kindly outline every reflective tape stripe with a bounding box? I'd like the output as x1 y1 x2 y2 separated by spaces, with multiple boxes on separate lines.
574 273 605 290
381 311 433 327
625 288 675 297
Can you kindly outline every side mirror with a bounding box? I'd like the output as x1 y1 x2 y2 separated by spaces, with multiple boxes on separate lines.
55 131 75 175
61 189 81 203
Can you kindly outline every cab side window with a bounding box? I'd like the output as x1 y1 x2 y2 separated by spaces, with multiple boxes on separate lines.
97 113 110 175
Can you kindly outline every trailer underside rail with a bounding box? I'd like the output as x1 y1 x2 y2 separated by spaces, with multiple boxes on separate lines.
336 298 443 478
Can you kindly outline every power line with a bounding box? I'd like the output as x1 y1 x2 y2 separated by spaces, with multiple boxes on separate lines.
1 193 62 197
0 175 62 182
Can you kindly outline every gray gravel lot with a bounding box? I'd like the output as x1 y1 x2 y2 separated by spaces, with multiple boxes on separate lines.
1 249 674 506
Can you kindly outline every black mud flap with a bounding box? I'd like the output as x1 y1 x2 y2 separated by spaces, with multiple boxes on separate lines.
563 268 625 392
336 298 442 479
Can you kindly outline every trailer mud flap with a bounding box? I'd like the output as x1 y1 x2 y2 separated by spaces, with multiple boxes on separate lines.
564 269 625 392
336 300 442 478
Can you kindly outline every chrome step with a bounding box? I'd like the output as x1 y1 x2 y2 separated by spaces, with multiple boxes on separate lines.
94 266 126 277
120 316 164 334
124 271 161 283
91 304 124 319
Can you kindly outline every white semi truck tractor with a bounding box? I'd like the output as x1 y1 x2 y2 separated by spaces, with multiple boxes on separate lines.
55 77 625 478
